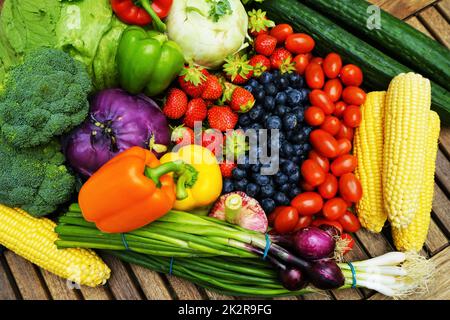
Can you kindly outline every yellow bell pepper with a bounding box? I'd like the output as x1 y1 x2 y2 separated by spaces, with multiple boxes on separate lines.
160 145 222 211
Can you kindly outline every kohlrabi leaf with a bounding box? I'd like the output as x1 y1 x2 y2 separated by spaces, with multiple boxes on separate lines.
207 0 233 22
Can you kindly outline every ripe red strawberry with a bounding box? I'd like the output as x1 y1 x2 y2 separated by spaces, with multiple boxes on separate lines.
254 34 277 56
171 126 195 147
223 54 253 85
248 9 275 38
207 106 238 132
202 128 223 155
230 87 255 113
249 55 271 77
178 65 209 98
220 162 237 178
201 75 223 100
270 48 296 73
183 98 207 128
162 88 188 119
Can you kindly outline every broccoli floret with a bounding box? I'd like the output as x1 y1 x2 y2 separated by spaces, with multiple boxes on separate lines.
0 140 76 216
0 48 92 148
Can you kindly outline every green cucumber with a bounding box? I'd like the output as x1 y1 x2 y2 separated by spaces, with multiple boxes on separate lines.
257 0 450 125
302 0 450 92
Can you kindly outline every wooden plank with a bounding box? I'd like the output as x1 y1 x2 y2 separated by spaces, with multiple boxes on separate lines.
4 252 49 300
425 219 449 254
40 270 81 300
273 296 299 300
129 265 172 300
101 255 143 300
369 0 437 19
79 286 111 300
439 127 450 159
432 183 450 233
405 16 434 37
355 228 393 257
302 291 334 300
165 275 203 300
437 0 450 21
0 254 18 300
369 247 450 300
419 7 450 47
435 149 450 191
205 289 235 300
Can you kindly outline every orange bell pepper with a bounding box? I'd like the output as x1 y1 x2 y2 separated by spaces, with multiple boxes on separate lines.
78 146 196 233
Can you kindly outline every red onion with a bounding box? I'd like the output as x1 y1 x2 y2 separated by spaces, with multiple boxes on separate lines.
293 227 336 260
279 266 309 291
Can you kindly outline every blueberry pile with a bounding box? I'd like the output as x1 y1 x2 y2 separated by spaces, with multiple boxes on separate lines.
222 71 312 214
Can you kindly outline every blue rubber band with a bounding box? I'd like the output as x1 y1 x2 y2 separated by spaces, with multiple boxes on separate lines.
347 262 357 288
262 234 271 260
169 257 174 275
121 233 130 251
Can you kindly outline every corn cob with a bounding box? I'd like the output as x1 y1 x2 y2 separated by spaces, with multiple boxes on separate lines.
354 91 387 232
392 111 440 251
383 73 431 228
0 204 110 287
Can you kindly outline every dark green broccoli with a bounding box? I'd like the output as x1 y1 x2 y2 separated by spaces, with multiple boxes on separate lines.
0 140 76 216
0 48 92 148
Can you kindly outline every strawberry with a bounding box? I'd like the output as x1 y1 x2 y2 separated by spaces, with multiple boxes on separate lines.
248 9 275 38
220 80 237 105
224 129 248 159
171 126 195 147
223 54 254 85
254 34 277 56
183 98 207 128
178 65 209 98
230 87 255 113
202 128 223 155
220 162 237 178
162 88 188 119
270 48 296 74
201 75 223 100
249 55 271 77
207 106 238 132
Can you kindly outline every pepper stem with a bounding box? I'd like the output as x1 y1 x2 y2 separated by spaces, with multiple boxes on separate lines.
140 0 167 32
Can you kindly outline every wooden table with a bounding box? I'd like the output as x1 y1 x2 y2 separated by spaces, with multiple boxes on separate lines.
0 0 449 300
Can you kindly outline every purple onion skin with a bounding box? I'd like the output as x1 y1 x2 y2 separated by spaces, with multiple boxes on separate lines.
279 267 309 291
307 259 345 290
293 227 336 260
319 224 341 238
63 89 170 177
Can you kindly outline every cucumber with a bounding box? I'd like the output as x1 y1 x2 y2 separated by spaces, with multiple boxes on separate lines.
257 0 450 125
302 0 450 92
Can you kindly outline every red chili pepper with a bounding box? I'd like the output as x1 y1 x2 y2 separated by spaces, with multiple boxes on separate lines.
110 0 172 31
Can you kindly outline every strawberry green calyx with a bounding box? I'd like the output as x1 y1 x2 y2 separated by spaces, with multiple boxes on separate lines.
221 81 238 104
179 65 208 86
248 9 275 34
279 57 296 74
225 130 248 159
252 62 268 77
223 54 253 82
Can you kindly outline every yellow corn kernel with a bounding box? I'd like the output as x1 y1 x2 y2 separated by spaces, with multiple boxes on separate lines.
355 91 387 232
383 73 431 228
0 204 110 287
392 111 440 251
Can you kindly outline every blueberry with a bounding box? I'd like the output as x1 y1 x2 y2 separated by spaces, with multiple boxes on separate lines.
254 89 266 103
249 79 259 89
234 178 249 191
275 172 289 185
281 160 297 174
278 183 290 193
279 77 289 90
287 89 303 106
232 168 247 180
300 88 310 102
222 179 235 194
264 96 276 111
250 163 262 173
283 113 298 131
252 173 271 186
292 144 304 157
264 83 278 96
238 113 251 127
266 116 282 130
272 70 280 78
250 123 263 131
237 156 251 170
281 143 294 157
274 192 290 206
303 126 313 136
275 92 287 105
288 171 300 184
291 156 301 164
278 131 287 143
260 198 276 214
275 105 288 117
288 186 302 199
260 184 275 198
290 131 307 144
261 114 270 124
288 72 300 84
260 72 273 84
246 183 260 198
249 105 264 121
243 85 253 94
291 107 305 123
302 143 312 152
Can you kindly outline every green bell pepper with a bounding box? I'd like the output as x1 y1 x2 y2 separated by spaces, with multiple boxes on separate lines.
117 26 185 96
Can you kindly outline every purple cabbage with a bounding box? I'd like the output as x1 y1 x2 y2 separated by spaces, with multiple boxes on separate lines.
63 89 170 177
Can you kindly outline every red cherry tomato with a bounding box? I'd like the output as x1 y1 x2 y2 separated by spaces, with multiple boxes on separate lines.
336 139 352 156
312 219 343 234
320 116 341 136
310 57 323 65
268 206 287 226
285 33 315 54
301 159 326 187
331 155 357 176
308 150 330 173
270 23 294 44
341 233 354 255
322 198 347 220
310 129 339 158
293 215 313 231
339 173 363 203
340 64 363 87
333 101 347 117
293 54 311 75
274 206 299 234
291 192 324 216
338 211 361 233
305 106 325 126
323 53 342 79
342 87 367 106
336 123 354 140
317 174 338 199
309 90 335 115
300 180 316 192
323 79 343 102
305 63 325 89
342 105 362 128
